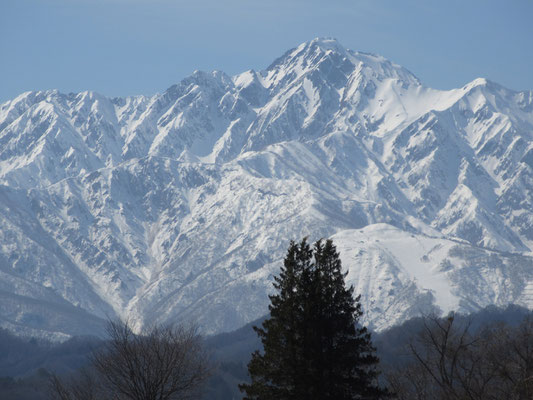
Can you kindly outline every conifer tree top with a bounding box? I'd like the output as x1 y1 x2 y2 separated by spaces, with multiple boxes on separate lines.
240 238 389 400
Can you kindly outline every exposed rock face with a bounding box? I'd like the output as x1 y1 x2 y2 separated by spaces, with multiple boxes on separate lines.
1 38 532 339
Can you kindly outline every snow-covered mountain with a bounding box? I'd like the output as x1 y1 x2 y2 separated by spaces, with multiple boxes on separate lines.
1 38 533 339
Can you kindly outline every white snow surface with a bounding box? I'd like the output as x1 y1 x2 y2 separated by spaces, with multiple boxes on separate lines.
1 38 533 339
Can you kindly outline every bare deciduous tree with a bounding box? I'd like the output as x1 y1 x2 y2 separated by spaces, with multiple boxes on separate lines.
49 321 211 400
484 317 533 399
386 314 533 400
49 367 104 400
387 315 486 400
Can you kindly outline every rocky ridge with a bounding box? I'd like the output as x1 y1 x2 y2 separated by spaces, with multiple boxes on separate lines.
1 38 533 338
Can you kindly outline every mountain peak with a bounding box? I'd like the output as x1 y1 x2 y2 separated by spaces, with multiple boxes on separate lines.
263 38 421 91
463 77 491 91
262 38 356 90
288 37 350 62
462 77 509 94
304 37 346 53
1 39 533 340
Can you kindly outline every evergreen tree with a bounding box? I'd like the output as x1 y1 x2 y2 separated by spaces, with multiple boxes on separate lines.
240 238 387 400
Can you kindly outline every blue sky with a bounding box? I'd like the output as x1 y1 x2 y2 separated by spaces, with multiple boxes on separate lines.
1 0 532 102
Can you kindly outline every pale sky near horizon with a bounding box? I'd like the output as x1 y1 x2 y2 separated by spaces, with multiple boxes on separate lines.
1 0 532 103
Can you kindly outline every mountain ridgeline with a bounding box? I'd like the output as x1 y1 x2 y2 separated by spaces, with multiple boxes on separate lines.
0 305 531 400
1 38 533 339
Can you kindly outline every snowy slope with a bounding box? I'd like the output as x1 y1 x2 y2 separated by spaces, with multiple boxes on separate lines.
1 38 533 338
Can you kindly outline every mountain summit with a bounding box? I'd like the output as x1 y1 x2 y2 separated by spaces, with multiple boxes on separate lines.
1 39 533 339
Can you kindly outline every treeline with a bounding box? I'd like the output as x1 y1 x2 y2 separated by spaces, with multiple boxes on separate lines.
206 305 533 399
385 312 533 399
0 306 531 399
0 329 100 378
0 329 101 400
